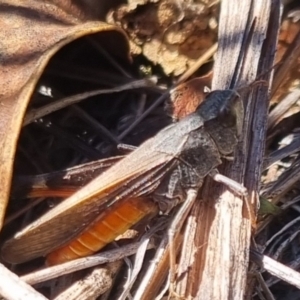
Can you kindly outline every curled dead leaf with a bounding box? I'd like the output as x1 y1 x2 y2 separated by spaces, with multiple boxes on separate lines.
0 0 130 229
167 72 212 120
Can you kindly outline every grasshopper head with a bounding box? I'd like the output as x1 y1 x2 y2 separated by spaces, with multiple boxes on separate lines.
197 90 244 156
197 89 244 137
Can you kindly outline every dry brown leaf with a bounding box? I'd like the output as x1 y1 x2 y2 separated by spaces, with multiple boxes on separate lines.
0 0 129 230
166 72 212 120
272 19 300 103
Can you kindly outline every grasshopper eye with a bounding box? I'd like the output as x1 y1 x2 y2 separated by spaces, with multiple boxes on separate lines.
217 96 240 128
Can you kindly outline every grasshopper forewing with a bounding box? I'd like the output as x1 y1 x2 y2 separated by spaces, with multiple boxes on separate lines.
3 144 175 264
10 156 161 265
2 89 244 265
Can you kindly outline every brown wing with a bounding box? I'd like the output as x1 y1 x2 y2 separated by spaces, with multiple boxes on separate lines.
12 156 125 199
3 111 201 263
2 144 174 263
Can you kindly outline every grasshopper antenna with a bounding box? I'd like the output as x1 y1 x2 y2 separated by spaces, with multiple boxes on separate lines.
230 16 257 89
229 15 281 92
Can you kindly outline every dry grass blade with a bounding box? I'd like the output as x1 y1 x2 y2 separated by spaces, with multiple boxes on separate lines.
253 252 300 290
133 230 182 300
254 253 300 293
263 134 300 169
0 263 47 300
253 271 276 300
20 241 155 286
268 88 300 130
271 29 300 98
53 262 122 300
24 78 158 126
262 156 300 201
117 223 156 300
177 43 218 84
174 0 281 299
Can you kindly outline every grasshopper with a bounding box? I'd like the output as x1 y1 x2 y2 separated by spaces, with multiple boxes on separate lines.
2 89 245 265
